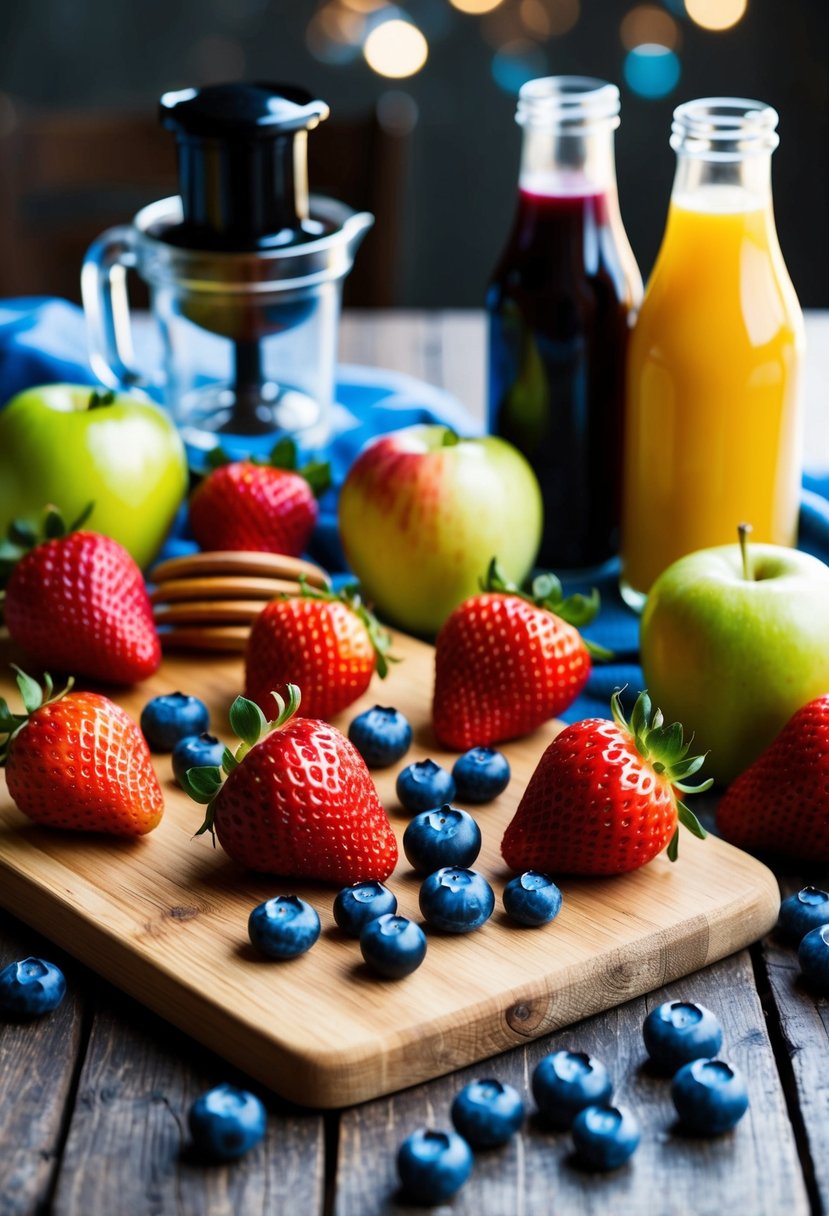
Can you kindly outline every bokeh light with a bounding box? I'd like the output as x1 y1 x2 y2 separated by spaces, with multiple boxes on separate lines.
449 0 503 13
364 17 429 77
519 0 580 37
306 1 366 64
623 43 681 98
491 39 548 95
620 5 680 50
685 0 747 31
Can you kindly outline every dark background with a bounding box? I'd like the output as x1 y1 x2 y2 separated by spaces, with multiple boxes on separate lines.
0 0 825 306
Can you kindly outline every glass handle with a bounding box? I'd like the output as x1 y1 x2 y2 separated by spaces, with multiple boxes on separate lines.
80 226 149 390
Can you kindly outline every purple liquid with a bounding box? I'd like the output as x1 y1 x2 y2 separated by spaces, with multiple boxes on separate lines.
487 189 633 570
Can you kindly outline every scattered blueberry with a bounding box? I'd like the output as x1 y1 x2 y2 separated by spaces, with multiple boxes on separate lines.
360 914 427 979
532 1050 613 1129
671 1058 749 1135
403 805 482 876
140 692 209 751
396 759 456 814
643 1001 724 1074
778 886 829 945
0 957 66 1018
172 733 226 786
248 896 321 960
397 1128 473 1204
503 872 563 927
571 1104 640 1171
348 706 413 768
798 924 829 993
333 881 398 937
188 1083 267 1161
451 1078 524 1148
451 747 511 803
419 867 495 934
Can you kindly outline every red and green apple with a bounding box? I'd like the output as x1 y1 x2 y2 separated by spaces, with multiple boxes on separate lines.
338 426 543 636
0 384 188 569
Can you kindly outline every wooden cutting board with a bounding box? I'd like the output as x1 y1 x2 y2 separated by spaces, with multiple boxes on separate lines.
0 633 779 1109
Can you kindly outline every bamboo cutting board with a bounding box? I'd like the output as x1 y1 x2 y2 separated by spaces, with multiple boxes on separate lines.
0 634 779 1108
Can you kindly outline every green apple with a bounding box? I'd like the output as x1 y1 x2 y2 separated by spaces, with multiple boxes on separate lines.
0 384 188 569
338 425 543 636
640 530 829 786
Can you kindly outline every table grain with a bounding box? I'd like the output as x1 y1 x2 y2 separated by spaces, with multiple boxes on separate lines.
0 310 827 1216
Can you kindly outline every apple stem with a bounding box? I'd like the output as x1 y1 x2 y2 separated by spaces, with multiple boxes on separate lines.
738 522 753 581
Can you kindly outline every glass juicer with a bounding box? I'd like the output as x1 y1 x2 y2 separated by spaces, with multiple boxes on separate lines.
82 82 373 459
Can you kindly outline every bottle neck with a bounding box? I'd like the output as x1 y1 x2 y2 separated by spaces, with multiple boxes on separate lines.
519 124 619 199
671 149 773 213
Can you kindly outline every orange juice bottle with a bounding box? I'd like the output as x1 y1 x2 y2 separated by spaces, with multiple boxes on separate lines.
620 99 804 609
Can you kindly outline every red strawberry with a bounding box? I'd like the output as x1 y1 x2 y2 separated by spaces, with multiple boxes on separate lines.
1 669 164 836
716 695 829 861
432 561 608 750
244 584 392 721
501 690 710 876
189 439 330 555
183 686 398 882
3 510 160 685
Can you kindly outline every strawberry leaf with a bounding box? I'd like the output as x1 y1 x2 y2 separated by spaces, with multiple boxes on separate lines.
299 459 332 498
667 827 680 862
229 696 269 747
13 667 43 714
181 765 223 804
677 800 708 840
67 502 95 533
221 746 239 774
269 436 298 470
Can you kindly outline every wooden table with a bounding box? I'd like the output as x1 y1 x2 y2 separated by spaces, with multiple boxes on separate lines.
1 312 827 1216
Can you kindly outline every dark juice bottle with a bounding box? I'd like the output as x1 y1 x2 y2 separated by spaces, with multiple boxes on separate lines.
488 78 642 572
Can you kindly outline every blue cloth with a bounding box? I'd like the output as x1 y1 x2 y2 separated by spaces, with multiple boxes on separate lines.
1 296 828 725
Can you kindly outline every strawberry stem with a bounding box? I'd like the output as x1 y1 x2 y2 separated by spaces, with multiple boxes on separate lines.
481 558 612 661
184 683 303 842
611 687 711 862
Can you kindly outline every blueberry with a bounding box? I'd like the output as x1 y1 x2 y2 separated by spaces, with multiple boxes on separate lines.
360 914 427 979
396 759 456 814
798 924 829 993
503 871 563 927
248 896 320 960
172 733 225 786
532 1050 613 1129
348 706 413 768
451 1078 524 1148
397 1128 473 1204
452 747 511 803
571 1104 640 1171
403 805 482 876
140 692 209 752
643 1001 723 1074
188 1083 267 1161
0 957 66 1018
333 881 398 937
778 886 829 945
671 1058 749 1134
419 867 495 933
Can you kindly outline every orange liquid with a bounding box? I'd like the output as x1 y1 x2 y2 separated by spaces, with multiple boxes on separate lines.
620 189 804 600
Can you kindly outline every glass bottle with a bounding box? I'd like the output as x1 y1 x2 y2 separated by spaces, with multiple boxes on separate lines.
487 77 642 573
620 98 804 609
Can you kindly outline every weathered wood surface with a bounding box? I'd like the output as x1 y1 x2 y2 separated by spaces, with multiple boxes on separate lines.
0 310 827 1212
334 952 809 1216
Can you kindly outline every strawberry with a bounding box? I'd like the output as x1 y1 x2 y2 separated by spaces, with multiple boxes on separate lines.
501 689 710 876
244 583 392 721
716 695 829 862
189 438 330 556
182 686 398 882
2 508 160 685
432 561 609 750
1 668 164 836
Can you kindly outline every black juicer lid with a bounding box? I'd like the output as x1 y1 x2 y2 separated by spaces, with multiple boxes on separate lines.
159 82 331 251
